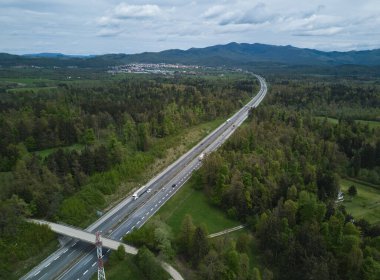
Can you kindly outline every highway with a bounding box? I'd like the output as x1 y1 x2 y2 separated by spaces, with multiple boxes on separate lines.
22 74 267 280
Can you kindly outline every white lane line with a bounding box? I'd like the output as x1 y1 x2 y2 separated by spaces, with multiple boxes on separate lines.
82 257 92 266
165 193 169 197
83 270 88 275
155 204 158 207
107 249 110 253
120 237 123 241
127 230 130 234
45 262 51 268
159 200 162 203
137 220 140 224
63 248 68 253
71 242 77 247
151 208 153 211
92 262 97 267
132 226 135 230
54 255 60 260
34 270 41 276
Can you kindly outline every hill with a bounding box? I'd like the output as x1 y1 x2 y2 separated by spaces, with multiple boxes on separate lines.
1 42 380 68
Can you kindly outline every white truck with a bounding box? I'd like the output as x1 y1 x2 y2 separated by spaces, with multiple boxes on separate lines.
198 153 205 161
132 185 146 200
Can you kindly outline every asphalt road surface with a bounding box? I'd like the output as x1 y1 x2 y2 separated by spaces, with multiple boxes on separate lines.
22 74 267 280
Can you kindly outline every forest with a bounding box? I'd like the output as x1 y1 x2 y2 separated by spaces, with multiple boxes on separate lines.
194 77 380 279
122 75 380 280
0 73 255 278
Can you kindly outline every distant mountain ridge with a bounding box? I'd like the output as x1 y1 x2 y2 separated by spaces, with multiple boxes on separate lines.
1 42 380 68
23 53 94 58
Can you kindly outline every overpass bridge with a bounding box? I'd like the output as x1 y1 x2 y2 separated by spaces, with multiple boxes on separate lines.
31 219 138 254
30 220 183 280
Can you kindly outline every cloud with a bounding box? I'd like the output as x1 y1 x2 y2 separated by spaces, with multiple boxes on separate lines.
97 16 120 28
293 26 344 36
203 3 278 26
203 5 225 19
113 3 162 19
97 28 124 37
95 3 165 37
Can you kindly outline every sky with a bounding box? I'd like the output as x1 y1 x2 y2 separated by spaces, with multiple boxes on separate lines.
1 0 380 55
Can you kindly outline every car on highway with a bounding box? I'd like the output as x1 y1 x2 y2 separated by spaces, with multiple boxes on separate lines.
172 183 176 188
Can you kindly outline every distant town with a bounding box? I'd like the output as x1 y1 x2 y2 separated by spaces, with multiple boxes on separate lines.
107 63 201 75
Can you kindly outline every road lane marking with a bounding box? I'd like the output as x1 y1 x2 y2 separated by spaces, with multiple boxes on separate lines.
127 230 130 234
92 262 96 267
34 270 41 276
83 257 92 265
155 204 158 207
132 226 135 230
63 249 68 253
120 237 123 241
71 242 77 247
137 220 140 224
45 262 51 268
151 208 153 211
159 200 162 203
54 255 60 260
83 270 88 275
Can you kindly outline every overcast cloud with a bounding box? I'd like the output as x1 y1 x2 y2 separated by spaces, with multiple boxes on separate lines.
0 0 379 54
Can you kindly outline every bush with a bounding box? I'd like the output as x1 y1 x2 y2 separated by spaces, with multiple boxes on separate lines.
348 185 357 197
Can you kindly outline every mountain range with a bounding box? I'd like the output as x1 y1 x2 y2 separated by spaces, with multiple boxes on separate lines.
1 42 380 68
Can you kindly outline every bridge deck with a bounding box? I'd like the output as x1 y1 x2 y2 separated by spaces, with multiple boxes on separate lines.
31 219 138 255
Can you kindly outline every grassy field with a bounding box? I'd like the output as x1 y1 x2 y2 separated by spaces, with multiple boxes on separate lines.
356 119 380 129
316 116 339 124
35 143 84 158
316 116 380 129
154 177 240 235
340 178 380 225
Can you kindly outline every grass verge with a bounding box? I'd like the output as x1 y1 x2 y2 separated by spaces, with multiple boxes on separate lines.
153 176 240 235
13 240 59 280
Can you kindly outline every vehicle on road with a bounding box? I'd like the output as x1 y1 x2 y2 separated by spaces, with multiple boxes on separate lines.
132 185 146 200
198 153 205 161
172 183 176 188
